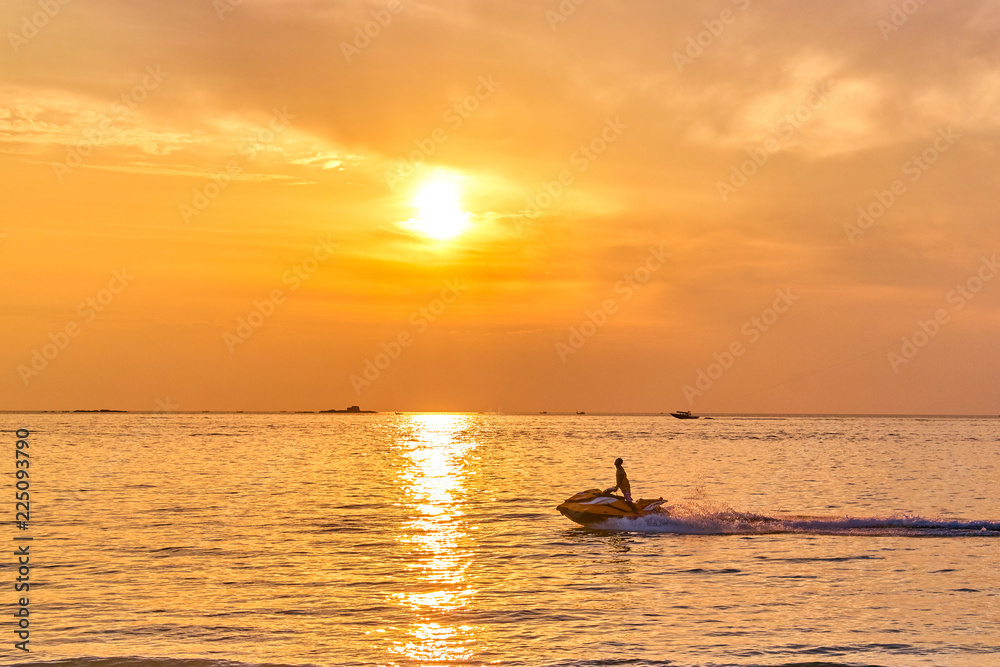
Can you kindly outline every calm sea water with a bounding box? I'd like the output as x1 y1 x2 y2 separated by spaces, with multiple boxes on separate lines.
3 413 999 667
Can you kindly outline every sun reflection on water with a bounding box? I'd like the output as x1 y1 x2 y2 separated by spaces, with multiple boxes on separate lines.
389 622 476 663
387 414 480 663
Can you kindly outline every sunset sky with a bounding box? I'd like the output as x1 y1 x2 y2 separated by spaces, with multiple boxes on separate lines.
2 0 998 413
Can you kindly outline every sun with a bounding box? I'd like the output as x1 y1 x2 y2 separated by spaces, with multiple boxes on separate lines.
401 179 471 241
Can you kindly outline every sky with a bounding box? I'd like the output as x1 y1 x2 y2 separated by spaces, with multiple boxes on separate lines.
2 0 999 413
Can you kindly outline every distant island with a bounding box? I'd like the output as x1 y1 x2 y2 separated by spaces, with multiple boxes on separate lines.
73 409 127 413
320 405 376 414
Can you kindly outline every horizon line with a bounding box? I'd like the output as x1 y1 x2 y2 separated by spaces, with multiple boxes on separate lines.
2 410 998 418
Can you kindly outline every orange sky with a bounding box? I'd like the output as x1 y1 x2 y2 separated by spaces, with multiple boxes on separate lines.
2 0 999 413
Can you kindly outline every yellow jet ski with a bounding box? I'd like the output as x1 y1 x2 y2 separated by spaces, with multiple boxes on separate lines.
556 488 668 526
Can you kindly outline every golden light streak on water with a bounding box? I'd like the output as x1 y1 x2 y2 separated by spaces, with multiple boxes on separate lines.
390 414 480 663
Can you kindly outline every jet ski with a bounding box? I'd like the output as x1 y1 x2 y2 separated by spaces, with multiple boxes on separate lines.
557 488 668 526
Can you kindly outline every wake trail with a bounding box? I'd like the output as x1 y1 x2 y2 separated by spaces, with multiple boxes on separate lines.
592 502 1000 536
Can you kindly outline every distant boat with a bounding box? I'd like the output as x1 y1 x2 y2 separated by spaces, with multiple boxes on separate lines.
670 410 699 419
576 411 585 415
320 405 376 414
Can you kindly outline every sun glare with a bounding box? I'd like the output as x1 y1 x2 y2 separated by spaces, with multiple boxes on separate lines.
402 179 471 241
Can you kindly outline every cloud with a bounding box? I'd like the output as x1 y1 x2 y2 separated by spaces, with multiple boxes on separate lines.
3 0 1000 411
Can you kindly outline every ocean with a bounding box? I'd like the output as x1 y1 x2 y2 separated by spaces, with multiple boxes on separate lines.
3 413 998 667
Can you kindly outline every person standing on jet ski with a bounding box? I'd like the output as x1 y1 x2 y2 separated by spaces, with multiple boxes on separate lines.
609 458 637 511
